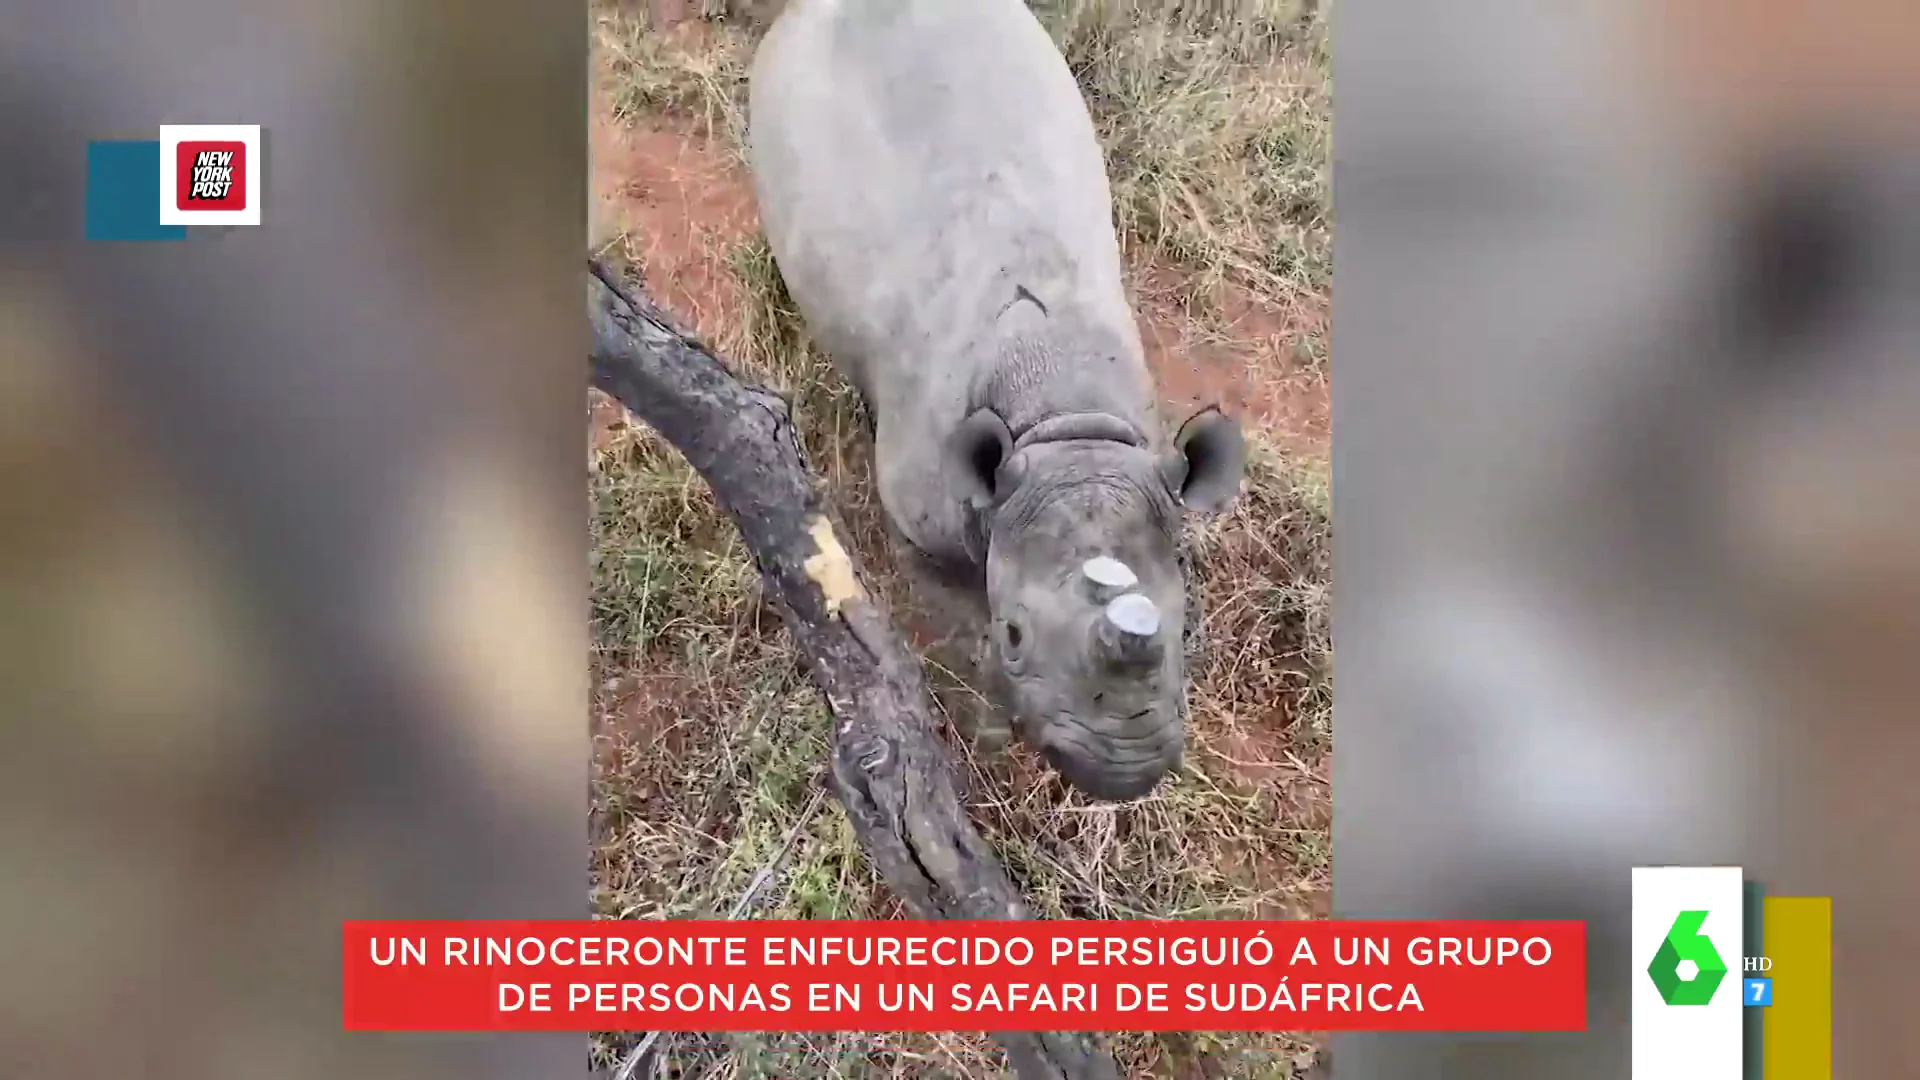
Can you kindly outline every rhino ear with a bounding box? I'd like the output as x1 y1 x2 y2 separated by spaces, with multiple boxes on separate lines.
949 408 1016 509
1162 407 1247 514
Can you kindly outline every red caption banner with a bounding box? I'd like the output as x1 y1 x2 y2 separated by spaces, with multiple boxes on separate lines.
342 920 1586 1032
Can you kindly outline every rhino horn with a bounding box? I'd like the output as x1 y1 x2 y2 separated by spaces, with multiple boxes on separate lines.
1080 555 1138 603
1094 592 1165 671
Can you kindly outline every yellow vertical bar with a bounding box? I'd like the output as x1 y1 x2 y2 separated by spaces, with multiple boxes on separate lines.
1761 896 1831 1079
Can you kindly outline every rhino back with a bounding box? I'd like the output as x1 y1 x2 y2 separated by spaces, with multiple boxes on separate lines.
747 0 1145 409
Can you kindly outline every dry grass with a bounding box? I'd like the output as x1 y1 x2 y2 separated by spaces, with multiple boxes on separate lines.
590 1 1332 1075
1038 0 1331 308
597 0 1331 320
598 12 754 148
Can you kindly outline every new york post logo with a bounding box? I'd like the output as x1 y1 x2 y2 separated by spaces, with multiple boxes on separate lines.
178 142 245 210
158 124 262 227
1646 910 1729 1006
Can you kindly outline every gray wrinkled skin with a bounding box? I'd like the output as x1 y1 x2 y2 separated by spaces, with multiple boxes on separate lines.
746 0 1247 800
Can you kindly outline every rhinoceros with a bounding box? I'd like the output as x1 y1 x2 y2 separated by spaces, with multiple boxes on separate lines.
745 0 1247 801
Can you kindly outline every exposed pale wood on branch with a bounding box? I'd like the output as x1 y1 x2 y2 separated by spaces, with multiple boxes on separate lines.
587 257 1119 1080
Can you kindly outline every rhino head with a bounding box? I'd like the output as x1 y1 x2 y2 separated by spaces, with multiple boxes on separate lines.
946 406 1247 800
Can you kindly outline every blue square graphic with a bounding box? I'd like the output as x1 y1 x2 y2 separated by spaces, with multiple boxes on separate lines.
86 141 188 242
1743 977 1773 1007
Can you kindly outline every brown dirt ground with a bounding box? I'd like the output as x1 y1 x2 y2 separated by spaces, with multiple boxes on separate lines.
588 82 1330 794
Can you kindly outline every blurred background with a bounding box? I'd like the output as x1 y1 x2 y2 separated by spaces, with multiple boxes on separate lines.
0 0 1914 1077
1336 0 1917 1075
1 1 587 1077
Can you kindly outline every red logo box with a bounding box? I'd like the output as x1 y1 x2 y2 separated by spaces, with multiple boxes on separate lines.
175 141 247 211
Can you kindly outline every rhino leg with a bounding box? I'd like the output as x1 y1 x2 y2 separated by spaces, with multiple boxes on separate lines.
878 513 1012 751
927 636 1013 753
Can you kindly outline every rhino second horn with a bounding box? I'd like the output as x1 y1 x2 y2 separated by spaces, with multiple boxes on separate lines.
1081 555 1137 603
1096 592 1164 670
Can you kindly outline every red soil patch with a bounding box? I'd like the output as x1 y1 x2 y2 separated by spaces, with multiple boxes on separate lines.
590 80 760 450
591 669 715 826
590 109 757 340
596 669 703 748
1209 721 1292 786
644 0 692 28
588 390 632 453
1133 262 1330 459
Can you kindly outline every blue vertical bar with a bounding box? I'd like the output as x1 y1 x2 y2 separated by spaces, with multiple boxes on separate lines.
86 141 187 241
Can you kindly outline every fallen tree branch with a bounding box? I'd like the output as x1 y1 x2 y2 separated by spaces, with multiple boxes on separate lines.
587 257 1118 1080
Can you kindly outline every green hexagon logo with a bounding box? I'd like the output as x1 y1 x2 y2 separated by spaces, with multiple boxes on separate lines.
1647 910 1728 1005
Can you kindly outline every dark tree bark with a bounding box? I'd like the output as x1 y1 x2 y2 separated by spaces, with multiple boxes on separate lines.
587 258 1119 1080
